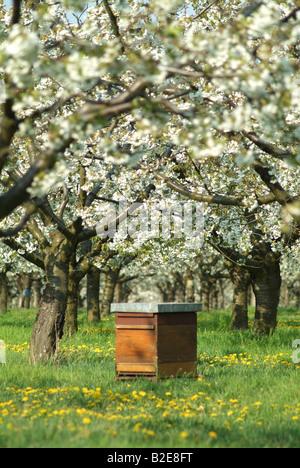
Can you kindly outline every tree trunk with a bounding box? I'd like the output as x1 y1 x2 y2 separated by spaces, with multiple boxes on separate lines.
16 275 24 308
201 276 211 311
29 234 73 364
251 257 281 335
281 282 289 308
185 269 195 303
64 274 79 336
101 268 120 317
31 278 42 308
22 273 32 309
0 271 8 315
157 280 176 302
87 266 100 323
115 281 132 303
230 264 251 330
115 282 121 303
218 279 225 309
174 273 186 302
7 289 12 309
210 280 218 310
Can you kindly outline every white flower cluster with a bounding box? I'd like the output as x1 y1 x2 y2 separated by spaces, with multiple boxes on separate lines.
27 160 70 199
0 0 299 287
0 24 39 88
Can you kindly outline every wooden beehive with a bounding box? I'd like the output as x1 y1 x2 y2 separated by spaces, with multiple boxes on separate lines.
111 303 200 381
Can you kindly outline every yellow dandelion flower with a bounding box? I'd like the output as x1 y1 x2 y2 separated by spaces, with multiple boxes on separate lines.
133 422 142 433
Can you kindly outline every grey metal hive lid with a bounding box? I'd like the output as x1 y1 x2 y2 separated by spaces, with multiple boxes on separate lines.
110 303 202 314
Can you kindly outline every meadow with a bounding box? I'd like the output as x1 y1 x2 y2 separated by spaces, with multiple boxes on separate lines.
0 307 299 448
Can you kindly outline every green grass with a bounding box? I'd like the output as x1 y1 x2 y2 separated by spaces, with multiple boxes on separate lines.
0 307 299 448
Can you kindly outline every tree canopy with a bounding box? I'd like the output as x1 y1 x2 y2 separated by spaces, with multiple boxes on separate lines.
0 0 299 359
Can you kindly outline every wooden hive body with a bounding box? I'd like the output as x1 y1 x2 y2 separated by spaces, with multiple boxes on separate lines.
111 303 200 382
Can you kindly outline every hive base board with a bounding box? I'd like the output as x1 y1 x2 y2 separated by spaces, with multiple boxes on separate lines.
116 362 197 381
116 372 158 382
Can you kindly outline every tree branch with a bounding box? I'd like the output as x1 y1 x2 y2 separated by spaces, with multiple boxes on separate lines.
78 183 156 242
74 243 116 282
7 167 73 240
0 212 32 238
192 1 217 21
0 140 71 222
10 0 22 26
208 233 262 270
243 131 294 160
95 196 120 205
35 196 73 239
155 170 278 208
57 185 69 219
102 0 125 52
154 171 244 206
24 94 81 124
253 159 293 206
253 159 300 225
26 215 50 250
0 99 20 174
2 238 45 270
281 7 300 23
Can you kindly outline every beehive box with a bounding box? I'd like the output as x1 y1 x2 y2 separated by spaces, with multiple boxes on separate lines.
110 303 200 381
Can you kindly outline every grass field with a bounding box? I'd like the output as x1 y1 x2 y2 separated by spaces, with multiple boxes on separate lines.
0 307 299 448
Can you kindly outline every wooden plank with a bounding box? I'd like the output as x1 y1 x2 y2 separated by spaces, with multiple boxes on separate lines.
116 313 155 319
116 363 156 373
116 329 157 364
116 325 155 330
116 316 156 327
